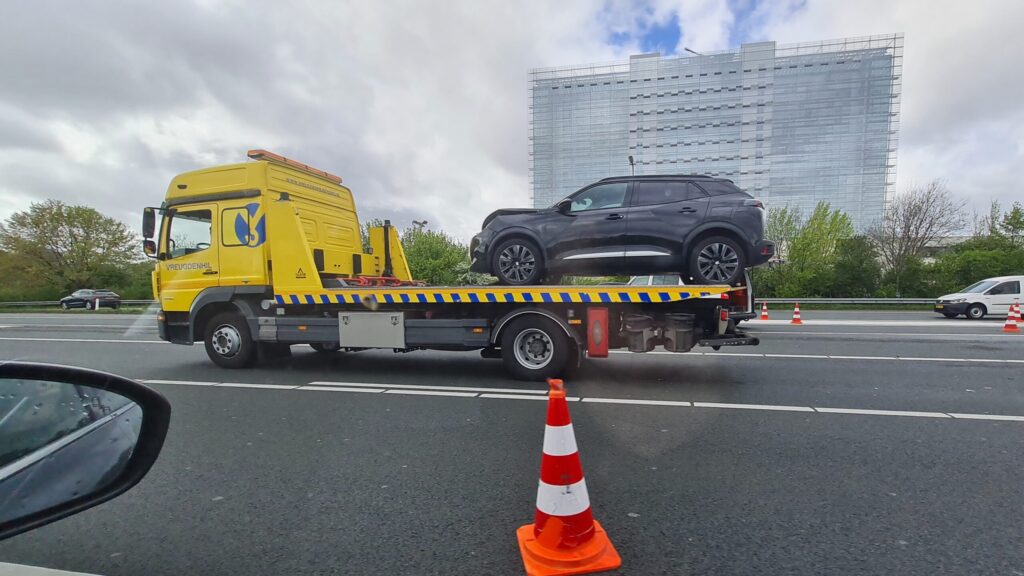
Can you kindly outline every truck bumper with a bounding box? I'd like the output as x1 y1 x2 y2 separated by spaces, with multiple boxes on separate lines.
157 310 193 344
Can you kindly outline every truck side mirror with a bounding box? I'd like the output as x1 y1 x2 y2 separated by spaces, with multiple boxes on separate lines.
142 208 156 239
143 239 157 258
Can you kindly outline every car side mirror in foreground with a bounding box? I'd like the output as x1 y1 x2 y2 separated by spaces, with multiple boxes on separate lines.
0 362 171 540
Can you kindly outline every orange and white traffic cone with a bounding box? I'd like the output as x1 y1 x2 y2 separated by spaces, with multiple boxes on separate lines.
1002 307 1020 333
760 301 769 320
516 379 621 576
790 302 803 325
1003 301 1019 332
1013 300 1022 326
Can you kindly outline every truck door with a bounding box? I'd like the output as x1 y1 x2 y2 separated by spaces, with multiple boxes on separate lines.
159 205 218 312
218 201 268 287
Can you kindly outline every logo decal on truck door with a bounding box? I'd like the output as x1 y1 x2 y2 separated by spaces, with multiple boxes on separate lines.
233 203 266 248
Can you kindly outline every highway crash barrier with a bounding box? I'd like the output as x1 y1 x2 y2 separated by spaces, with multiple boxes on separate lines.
516 379 621 576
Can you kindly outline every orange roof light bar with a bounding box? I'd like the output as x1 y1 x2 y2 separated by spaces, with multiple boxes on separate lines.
246 149 343 184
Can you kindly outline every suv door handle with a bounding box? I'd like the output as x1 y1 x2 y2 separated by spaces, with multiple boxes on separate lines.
678 207 697 213
605 213 624 221
203 269 219 275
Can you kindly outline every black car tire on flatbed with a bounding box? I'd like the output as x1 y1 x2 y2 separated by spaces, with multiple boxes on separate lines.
204 311 257 368
492 238 544 286
500 315 571 381
689 235 746 285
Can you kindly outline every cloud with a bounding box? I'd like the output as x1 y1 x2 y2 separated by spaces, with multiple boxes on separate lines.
744 0 1024 210
0 0 1021 243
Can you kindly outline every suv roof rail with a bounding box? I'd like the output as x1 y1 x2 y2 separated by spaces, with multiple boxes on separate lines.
598 174 724 182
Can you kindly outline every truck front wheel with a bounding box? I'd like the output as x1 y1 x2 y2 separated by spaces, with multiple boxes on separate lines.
500 316 571 381
204 312 257 368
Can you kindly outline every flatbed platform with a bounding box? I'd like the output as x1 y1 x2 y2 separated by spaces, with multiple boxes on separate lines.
274 284 736 306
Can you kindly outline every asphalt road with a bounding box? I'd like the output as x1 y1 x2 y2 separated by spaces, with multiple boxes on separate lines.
1 310 1022 575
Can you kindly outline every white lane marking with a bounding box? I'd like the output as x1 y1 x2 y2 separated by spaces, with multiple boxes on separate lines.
753 331 1016 338
307 381 546 394
297 386 384 393
480 393 581 402
749 319 1002 328
217 383 300 390
0 323 155 329
693 402 815 412
814 407 950 418
142 379 217 386
542 424 579 456
581 397 692 407
0 561 102 575
608 349 1024 365
948 413 1024 422
382 389 479 398
535 479 590 516
141 379 1024 423
0 337 165 344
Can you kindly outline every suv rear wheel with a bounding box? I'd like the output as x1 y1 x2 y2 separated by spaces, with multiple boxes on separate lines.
689 235 746 285
492 238 544 285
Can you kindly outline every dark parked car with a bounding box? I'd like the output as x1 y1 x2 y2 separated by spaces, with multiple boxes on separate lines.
470 175 775 285
60 289 121 310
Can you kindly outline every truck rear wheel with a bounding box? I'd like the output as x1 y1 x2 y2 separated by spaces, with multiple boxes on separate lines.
204 312 257 368
500 316 571 381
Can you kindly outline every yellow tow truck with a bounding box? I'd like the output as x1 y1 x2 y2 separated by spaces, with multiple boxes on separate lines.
142 150 757 380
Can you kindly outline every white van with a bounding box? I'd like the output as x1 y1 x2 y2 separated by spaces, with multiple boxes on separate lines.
934 275 1024 319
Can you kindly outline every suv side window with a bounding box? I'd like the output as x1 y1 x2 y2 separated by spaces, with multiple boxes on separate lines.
988 281 1020 295
634 182 705 205
569 183 629 213
697 181 748 197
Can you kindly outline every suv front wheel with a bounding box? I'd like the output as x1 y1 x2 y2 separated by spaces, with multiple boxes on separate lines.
689 235 746 285
492 238 544 285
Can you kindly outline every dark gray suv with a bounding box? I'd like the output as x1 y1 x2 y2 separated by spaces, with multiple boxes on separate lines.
470 175 774 285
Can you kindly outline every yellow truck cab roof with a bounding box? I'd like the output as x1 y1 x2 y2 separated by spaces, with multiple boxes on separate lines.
165 158 354 210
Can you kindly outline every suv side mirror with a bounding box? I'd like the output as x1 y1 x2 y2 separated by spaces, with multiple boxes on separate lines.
0 362 171 541
556 199 572 214
142 208 156 239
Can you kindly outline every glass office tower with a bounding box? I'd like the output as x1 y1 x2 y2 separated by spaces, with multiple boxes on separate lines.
529 34 902 230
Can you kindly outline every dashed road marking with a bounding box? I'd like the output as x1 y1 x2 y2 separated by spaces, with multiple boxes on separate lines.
143 379 1024 423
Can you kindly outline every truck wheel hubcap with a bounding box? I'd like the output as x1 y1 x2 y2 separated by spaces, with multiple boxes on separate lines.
698 243 739 283
514 329 553 369
212 324 241 357
498 244 536 282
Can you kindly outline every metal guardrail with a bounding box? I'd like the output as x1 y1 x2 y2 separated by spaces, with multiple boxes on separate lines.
0 300 157 307
760 298 934 305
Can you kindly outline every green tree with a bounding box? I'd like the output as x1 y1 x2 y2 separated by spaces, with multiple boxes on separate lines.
777 202 854 297
0 200 139 293
999 201 1024 247
400 227 471 286
831 236 881 297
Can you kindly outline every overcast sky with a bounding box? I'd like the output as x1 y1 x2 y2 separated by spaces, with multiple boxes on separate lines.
1 0 1021 240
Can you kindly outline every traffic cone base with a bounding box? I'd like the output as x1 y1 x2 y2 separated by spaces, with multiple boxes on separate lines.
516 519 621 576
